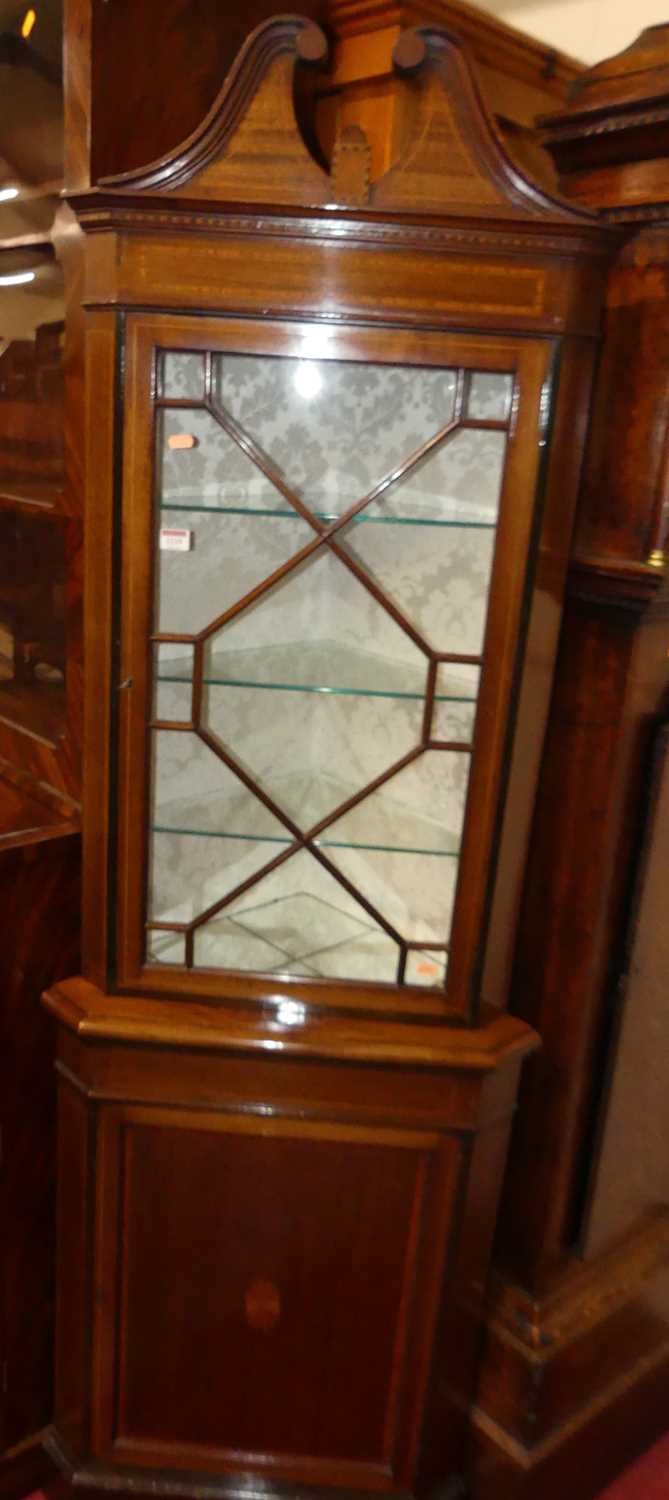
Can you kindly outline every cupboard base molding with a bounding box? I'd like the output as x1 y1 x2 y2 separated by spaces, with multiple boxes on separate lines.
43 976 536 1073
44 1427 468 1500
470 1211 669 1500
45 981 535 1500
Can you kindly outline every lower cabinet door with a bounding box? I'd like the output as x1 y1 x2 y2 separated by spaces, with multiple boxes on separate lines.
91 1103 462 1491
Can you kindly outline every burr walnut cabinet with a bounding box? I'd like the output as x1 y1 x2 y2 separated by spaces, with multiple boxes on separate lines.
43 16 619 1498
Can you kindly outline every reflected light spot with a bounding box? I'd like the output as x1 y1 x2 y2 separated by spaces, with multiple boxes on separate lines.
293 361 323 400
0 186 19 202
0 270 35 286
21 8 36 38
275 999 307 1027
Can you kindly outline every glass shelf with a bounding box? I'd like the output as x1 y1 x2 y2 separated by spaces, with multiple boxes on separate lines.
153 771 462 859
157 641 479 702
159 500 496 529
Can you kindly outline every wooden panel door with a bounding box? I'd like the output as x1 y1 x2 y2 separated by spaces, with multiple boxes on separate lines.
90 1103 461 1489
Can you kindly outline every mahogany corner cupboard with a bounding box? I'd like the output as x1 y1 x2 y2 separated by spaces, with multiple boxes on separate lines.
43 17 617 1499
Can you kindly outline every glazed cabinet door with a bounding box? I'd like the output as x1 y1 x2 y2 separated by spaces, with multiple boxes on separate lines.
113 315 554 1019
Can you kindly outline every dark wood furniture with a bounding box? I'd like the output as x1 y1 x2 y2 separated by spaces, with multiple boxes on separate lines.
470 26 669 1500
0 772 79 1456
0 331 82 1460
0 11 83 1460
42 14 621 1499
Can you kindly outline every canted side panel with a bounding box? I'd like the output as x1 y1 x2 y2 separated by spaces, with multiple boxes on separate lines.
91 1104 460 1489
419 1063 523 1490
82 310 121 987
54 1074 93 1455
480 336 598 1011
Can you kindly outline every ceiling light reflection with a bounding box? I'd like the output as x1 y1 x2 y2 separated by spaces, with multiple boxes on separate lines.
293 361 323 400
275 999 307 1027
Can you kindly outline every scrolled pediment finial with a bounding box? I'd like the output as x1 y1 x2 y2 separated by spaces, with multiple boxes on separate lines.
295 21 329 67
392 29 428 76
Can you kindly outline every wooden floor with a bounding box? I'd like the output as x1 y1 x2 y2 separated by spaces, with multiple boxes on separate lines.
5 1428 669 1500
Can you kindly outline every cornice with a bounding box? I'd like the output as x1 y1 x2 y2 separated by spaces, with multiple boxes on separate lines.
603 203 669 226
540 99 669 146
68 197 617 261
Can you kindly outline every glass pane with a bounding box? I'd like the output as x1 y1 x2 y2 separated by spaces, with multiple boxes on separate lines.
155 509 315 636
431 699 477 744
193 917 298 974
146 931 186 967
326 846 460 945
156 641 194 680
205 545 427 678
343 521 497 655
148 731 294 923
201 684 423 829
201 849 397 983
213 354 459 517
194 550 425 828
363 428 507 525
318 752 469 857
159 408 288 512
405 949 448 987
153 644 194 722
306 931 399 982
319 752 468 945
162 352 204 401
431 667 480 744
467 370 513 421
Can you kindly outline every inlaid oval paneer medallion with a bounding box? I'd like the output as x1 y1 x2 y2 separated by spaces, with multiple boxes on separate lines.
245 1275 281 1332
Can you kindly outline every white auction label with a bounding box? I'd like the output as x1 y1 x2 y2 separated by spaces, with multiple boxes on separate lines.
159 527 193 552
